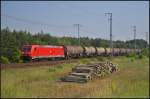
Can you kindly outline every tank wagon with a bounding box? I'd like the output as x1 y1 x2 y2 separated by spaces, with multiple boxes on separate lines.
21 44 141 61
135 49 142 54
96 47 105 56
105 48 112 56
126 48 132 54
65 45 84 59
113 48 120 56
120 48 127 55
84 46 96 57
130 49 135 53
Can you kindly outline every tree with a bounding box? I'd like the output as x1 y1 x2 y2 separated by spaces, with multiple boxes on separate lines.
7 47 22 63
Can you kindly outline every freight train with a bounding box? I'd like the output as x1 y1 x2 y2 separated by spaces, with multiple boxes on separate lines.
21 44 141 61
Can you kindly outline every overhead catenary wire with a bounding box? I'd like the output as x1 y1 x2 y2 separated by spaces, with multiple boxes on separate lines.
80 29 100 38
1 14 72 29
1 13 145 43
64 4 104 17
1 8 115 41
1 14 75 36
2 14 99 38
2 14 109 39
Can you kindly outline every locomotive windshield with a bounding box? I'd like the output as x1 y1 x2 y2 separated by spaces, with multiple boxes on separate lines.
22 46 31 52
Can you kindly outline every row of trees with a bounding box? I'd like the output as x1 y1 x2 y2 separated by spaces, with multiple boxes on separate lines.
0 27 149 63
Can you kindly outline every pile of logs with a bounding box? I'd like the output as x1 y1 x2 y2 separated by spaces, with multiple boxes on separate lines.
61 61 118 83
73 61 118 78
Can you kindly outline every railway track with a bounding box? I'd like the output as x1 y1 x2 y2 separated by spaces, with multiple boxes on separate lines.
1 59 78 70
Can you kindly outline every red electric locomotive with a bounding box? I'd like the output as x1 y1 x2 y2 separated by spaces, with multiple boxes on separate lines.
21 45 65 61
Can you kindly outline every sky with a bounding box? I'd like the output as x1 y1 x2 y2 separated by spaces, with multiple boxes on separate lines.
1 1 149 41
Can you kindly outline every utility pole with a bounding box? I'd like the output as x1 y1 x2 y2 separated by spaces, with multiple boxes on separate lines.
105 13 113 56
145 32 148 48
133 26 136 51
127 37 130 48
74 24 81 45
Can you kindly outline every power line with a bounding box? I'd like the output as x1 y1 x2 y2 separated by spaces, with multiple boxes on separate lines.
1 14 71 29
1 14 102 39
80 28 99 36
69 5 104 17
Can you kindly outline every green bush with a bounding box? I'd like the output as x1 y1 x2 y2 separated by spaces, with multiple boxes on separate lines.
48 68 56 72
141 48 149 57
130 58 135 62
126 52 136 58
136 53 144 59
8 48 22 63
0 56 10 64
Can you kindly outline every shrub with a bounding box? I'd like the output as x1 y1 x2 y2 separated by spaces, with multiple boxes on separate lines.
136 53 144 59
130 58 135 62
126 52 136 58
0 56 10 64
7 47 22 63
48 68 56 72
141 48 149 57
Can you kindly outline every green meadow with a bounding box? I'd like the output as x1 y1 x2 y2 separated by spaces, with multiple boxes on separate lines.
1 56 149 98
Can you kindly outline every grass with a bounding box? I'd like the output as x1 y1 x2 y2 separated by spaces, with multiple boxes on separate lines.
1 56 149 98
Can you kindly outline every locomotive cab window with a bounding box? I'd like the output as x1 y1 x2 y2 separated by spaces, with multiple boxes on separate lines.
22 46 31 52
